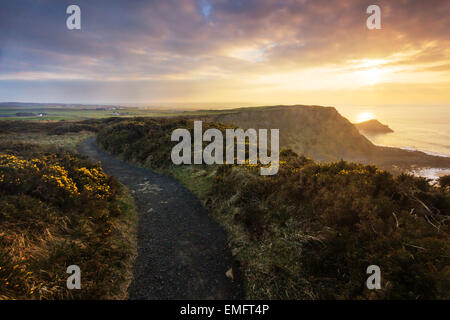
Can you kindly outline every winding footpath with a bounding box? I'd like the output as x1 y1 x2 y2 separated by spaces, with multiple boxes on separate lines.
78 138 243 299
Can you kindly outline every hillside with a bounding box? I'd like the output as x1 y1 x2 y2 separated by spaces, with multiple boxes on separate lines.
96 118 450 299
198 105 373 162
1 104 448 172
0 139 137 299
196 105 450 171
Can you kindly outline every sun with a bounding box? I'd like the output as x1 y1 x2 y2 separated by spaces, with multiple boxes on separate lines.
356 112 376 123
358 67 383 85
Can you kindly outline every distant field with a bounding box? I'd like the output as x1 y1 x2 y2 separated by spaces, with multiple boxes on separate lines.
0 132 95 152
0 107 174 121
0 105 243 121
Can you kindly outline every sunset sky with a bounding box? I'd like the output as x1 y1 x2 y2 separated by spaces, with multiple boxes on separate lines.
1 0 449 106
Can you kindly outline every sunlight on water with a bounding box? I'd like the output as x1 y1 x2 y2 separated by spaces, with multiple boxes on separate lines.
336 105 450 157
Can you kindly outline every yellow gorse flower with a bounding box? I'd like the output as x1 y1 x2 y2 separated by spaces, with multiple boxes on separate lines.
0 153 112 199
76 167 111 199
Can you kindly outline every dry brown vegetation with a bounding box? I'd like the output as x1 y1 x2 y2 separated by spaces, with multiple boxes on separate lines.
97 117 450 299
0 128 137 300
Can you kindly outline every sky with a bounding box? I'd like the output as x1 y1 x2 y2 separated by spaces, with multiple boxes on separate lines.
0 0 449 107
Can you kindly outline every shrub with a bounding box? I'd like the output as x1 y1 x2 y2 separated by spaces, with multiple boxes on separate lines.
97 117 450 300
0 145 136 299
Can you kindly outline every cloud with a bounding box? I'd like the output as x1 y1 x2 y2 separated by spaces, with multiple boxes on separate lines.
0 0 449 104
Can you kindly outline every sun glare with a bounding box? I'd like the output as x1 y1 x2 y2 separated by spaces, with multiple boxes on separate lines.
357 67 383 85
356 112 376 123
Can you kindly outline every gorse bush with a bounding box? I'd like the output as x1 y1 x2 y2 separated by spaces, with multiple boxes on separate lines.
439 175 450 189
210 151 449 299
97 118 235 168
0 153 116 204
98 118 450 300
0 145 136 299
0 120 100 135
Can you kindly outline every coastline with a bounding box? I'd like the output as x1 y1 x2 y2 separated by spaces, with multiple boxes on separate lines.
399 146 450 159
410 167 450 183
361 134 450 182
395 146 450 182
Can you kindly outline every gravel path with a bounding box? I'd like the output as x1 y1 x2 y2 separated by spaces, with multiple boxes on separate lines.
78 138 243 299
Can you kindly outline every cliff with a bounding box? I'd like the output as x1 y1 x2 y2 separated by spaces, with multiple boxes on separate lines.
197 105 450 171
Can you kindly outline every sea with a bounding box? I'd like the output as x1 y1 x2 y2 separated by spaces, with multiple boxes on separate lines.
336 105 450 182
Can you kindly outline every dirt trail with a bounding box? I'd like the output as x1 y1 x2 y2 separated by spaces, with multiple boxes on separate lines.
78 138 243 299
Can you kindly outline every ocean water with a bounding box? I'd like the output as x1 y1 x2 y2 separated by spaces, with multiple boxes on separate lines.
335 105 450 181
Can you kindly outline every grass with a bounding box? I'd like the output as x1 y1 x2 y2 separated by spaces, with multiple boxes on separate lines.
0 132 95 152
0 125 138 300
166 164 316 299
0 184 138 300
2 115 449 300
96 117 450 300
0 106 238 122
164 166 215 200
106 183 138 299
